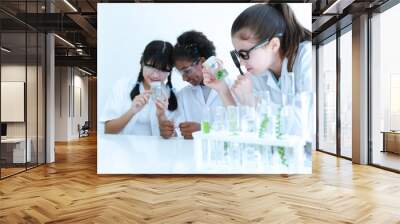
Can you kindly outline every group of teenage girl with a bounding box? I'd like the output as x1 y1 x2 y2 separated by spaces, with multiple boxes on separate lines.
101 3 312 140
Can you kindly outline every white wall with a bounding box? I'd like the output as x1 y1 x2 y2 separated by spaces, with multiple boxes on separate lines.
55 67 68 141
1 65 39 138
72 73 89 138
55 67 89 141
1 65 26 131
1 64 46 164
1 65 27 145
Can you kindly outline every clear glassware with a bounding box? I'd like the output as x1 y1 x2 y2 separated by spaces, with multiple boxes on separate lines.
229 142 241 167
150 81 169 102
239 106 256 133
256 90 272 138
295 91 314 141
201 107 211 134
202 56 229 80
212 106 226 132
279 96 291 137
279 73 295 137
226 106 239 134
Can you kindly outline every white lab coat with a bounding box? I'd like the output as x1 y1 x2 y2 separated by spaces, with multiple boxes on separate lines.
250 41 314 139
100 77 177 136
175 85 224 124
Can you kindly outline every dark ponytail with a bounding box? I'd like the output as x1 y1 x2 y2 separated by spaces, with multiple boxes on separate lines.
130 68 144 101
166 74 178 111
129 40 178 111
231 3 311 72
272 4 311 72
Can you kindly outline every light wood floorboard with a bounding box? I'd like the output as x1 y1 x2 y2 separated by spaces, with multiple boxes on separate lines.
1 135 400 223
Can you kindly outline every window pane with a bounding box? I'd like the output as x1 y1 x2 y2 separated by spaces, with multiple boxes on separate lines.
371 4 400 171
1 31 27 177
27 31 38 169
340 29 352 158
318 38 337 154
38 32 46 165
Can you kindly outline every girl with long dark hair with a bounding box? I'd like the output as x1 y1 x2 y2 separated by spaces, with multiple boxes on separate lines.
102 40 178 135
203 3 313 137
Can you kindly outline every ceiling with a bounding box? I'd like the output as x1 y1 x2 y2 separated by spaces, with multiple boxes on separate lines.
0 0 395 75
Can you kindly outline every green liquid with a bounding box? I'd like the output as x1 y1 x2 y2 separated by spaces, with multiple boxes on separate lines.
258 115 269 138
202 121 211 134
277 146 288 167
215 69 228 80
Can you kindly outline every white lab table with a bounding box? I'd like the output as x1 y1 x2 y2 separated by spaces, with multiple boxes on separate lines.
98 134 312 174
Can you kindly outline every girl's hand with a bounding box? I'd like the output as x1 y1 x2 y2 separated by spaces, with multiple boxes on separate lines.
155 98 169 119
202 59 229 93
179 122 201 139
131 90 151 113
159 119 175 139
202 68 230 93
231 73 255 106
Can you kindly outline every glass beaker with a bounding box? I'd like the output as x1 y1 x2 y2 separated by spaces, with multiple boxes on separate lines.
226 106 239 134
150 81 169 102
212 106 226 132
201 107 211 134
202 56 229 80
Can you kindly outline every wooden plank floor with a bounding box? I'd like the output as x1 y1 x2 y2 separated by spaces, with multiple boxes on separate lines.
1 135 400 224
0 167 26 178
